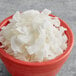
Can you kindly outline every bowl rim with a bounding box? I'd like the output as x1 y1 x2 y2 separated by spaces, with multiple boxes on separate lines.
0 14 74 66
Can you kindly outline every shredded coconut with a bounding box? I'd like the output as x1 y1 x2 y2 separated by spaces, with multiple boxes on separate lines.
0 9 67 62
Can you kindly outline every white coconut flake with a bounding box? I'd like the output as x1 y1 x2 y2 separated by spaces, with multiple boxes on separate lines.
11 36 21 53
17 34 32 44
13 11 21 22
16 26 29 34
52 17 60 27
41 9 51 15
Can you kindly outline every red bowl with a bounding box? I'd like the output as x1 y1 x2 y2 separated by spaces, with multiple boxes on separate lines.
0 14 74 76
